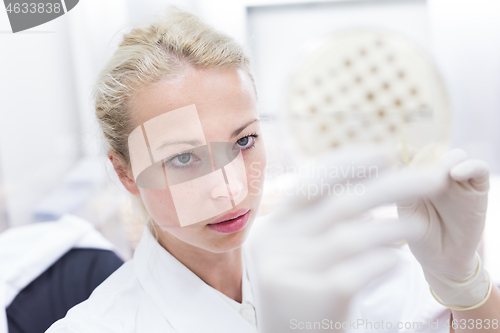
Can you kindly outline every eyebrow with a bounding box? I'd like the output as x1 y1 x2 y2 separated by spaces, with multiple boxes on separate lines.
154 118 259 150
156 139 205 151
230 118 259 139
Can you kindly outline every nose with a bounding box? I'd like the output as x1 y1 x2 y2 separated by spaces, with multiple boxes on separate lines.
226 181 242 200
210 168 244 201
225 164 244 200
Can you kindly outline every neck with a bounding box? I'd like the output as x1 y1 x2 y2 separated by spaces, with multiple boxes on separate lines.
154 226 243 303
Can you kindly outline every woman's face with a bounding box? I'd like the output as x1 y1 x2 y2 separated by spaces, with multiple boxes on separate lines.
121 66 266 253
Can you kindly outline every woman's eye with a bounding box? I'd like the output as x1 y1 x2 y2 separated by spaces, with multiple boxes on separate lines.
237 137 249 147
173 153 192 165
165 152 200 170
237 135 257 149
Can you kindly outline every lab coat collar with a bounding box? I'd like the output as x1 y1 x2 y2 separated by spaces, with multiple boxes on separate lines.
243 242 263 330
133 226 257 333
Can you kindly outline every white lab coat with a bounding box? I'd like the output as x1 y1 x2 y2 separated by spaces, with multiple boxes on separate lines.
0 214 115 333
46 224 258 333
45 222 451 333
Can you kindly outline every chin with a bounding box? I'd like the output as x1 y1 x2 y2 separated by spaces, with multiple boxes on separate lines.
205 221 254 254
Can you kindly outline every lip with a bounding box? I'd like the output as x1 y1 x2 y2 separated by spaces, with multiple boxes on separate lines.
206 209 250 234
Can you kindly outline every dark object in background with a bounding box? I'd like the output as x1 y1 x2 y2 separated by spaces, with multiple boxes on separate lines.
6 248 123 333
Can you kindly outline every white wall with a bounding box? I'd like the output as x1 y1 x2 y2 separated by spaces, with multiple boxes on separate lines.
428 0 500 171
0 13 81 226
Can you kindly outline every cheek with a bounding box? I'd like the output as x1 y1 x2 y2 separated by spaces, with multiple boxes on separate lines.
244 146 266 197
139 188 181 227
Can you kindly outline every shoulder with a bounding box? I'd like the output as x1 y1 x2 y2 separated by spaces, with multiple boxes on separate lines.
45 260 172 333
54 248 124 298
7 248 123 333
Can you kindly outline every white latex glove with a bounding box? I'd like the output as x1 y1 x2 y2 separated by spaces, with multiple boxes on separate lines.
248 146 449 333
397 149 490 307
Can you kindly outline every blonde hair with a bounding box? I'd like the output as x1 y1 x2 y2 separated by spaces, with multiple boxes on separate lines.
93 7 256 226
94 6 255 168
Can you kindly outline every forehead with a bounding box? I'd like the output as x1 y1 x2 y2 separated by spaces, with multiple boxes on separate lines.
128 66 258 137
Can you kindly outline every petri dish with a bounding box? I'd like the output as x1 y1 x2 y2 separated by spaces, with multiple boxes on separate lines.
287 29 451 166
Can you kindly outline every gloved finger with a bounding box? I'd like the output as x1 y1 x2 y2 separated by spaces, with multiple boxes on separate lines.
395 149 465 206
438 148 468 173
450 159 490 191
286 145 398 207
396 197 418 210
267 166 447 236
396 198 424 220
311 167 448 231
267 220 423 271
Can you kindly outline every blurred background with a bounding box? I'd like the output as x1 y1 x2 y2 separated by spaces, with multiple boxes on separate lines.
1 0 500 263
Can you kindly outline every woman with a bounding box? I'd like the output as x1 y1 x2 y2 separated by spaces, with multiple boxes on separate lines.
47 7 500 333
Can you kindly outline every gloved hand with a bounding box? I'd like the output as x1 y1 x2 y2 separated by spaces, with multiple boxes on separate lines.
397 149 490 308
248 146 450 332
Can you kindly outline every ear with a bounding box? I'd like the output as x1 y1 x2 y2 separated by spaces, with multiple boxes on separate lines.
108 151 140 196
